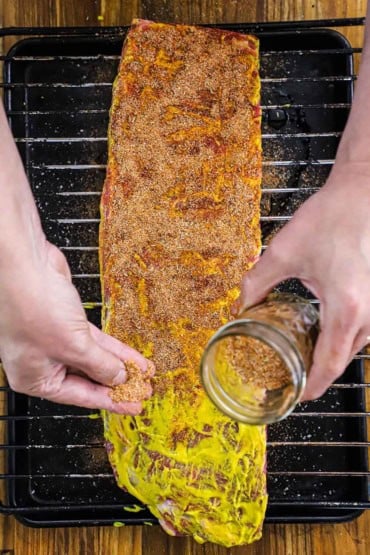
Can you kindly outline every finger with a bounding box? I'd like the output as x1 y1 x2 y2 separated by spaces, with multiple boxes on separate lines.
89 324 154 375
302 308 356 401
232 247 292 315
64 335 128 387
347 328 369 363
45 373 143 414
46 243 72 281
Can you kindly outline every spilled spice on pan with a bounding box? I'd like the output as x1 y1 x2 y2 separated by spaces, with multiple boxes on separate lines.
110 360 153 402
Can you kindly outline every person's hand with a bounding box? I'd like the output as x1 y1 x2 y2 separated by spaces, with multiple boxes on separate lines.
234 162 370 400
0 240 154 414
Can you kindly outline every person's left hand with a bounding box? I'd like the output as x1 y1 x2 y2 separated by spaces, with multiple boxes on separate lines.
233 161 370 400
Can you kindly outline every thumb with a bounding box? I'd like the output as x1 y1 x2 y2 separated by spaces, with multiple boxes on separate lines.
233 247 293 315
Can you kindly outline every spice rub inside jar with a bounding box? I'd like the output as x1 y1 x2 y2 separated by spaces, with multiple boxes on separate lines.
215 335 292 393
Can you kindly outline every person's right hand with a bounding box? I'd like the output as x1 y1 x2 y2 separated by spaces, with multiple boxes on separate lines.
0 240 154 414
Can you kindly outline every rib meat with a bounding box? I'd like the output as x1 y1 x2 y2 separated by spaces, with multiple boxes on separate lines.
100 19 266 546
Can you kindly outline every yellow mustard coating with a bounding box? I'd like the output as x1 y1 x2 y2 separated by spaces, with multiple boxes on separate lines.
102 367 267 546
122 504 145 512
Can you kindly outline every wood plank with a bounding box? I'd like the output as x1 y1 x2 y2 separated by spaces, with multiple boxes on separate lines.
0 1 369 554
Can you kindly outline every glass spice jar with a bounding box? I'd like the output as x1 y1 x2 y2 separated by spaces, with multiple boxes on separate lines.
200 293 319 425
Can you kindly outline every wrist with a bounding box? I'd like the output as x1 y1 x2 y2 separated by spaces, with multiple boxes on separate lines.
331 117 370 181
335 130 370 168
0 103 45 266
324 158 370 197
0 196 46 274
0 166 46 265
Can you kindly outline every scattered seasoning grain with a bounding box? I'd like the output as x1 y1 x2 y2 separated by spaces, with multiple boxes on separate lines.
110 361 152 403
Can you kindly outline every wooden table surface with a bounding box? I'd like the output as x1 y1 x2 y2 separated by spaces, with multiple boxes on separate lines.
0 1 369 553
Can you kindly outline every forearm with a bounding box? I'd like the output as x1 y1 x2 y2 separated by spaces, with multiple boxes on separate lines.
0 101 45 271
335 0 370 167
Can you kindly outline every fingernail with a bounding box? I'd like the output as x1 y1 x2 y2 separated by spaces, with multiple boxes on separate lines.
231 298 247 318
146 360 156 376
111 363 127 386
143 383 153 399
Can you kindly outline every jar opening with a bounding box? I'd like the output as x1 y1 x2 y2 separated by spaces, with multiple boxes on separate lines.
201 319 306 425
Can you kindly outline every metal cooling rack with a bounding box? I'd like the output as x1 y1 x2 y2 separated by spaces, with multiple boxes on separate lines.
0 18 369 525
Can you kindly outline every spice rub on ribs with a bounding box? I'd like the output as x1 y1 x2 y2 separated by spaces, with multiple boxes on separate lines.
100 19 266 546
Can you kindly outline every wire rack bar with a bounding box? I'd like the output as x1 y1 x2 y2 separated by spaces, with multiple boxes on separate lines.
262 159 335 166
56 191 101 196
12 131 343 142
27 160 335 170
0 501 366 514
0 47 363 62
0 76 358 88
72 274 100 279
0 502 364 515
5 103 352 115
30 164 107 169
0 471 369 479
38 187 320 195
0 441 368 449
61 246 99 250
0 411 369 421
